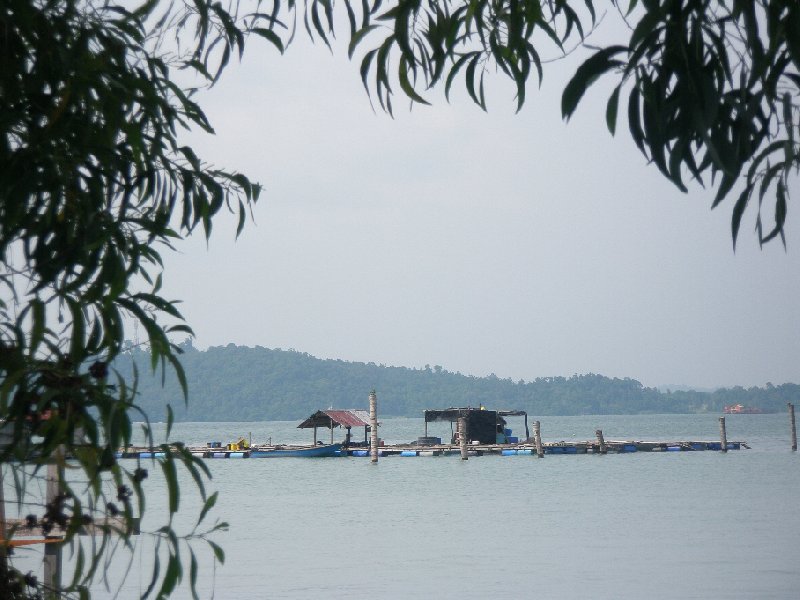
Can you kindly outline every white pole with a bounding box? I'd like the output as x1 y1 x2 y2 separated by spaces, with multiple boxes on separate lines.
44 445 64 598
533 421 543 458
369 390 378 463
458 416 468 460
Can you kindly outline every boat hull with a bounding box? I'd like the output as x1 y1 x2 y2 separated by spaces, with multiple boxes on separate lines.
249 443 342 458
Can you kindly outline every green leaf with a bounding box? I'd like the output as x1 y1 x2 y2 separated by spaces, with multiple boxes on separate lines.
159 553 182 597
606 84 621 135
198 491 218 526
349 25 379 59
252 28 284 53
628 87 645 154
562 46 626 120
190 551 200 600
445 53 472 101
30 298 46 353
398 58 430 105
731 187 750 250
160 454 181 514
209 540 226 564
465 54 485 110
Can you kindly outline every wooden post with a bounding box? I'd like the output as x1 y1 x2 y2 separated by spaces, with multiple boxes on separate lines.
533 421 544 458
0 465 7 585
789 403 797 451
458 416 468 460
595 429 607 454
369 390 378 463
44 446 65 598
719 416 728 453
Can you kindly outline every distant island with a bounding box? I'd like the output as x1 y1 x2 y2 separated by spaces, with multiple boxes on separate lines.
115 342 798 422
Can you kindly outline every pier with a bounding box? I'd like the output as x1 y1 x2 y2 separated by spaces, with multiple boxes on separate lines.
116 438 748 459
114 405 754 460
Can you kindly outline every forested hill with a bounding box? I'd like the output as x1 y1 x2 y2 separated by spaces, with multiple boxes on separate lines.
114 343 798 422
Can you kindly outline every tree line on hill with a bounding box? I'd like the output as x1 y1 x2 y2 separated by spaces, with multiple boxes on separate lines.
115 342 798 422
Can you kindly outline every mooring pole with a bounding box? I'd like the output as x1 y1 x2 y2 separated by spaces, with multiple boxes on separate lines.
44 446 65 598
595 429 607 454
719 416 728 453
789 403 797 452
458 416 468 460
533 421 544 458
0 466 7 584
369 390 378 463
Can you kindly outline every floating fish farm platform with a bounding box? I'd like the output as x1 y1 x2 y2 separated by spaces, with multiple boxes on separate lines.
115 405 754 459
115 439 748 460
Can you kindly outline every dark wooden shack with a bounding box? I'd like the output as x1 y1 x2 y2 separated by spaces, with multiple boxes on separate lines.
423 407 529 444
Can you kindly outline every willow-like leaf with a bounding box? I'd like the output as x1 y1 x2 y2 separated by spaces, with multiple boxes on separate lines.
349 24 379 58
562 46 626 120
606 84 621 135
399 57 431 104
252 27 285 52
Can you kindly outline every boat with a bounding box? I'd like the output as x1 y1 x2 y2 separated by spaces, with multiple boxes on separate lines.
248 443 342 458
723 404 763 414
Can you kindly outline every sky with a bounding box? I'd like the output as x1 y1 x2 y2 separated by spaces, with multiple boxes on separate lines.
158 14 800 391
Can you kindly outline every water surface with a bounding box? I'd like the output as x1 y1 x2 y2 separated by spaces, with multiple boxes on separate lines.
14 414 800 598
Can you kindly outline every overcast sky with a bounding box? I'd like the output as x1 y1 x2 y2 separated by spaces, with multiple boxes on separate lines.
159 21 799 390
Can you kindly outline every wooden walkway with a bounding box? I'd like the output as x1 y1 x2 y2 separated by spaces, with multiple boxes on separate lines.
344 439 748 457
115 439 748 459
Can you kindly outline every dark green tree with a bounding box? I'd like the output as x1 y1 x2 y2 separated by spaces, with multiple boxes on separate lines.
0 0 276 597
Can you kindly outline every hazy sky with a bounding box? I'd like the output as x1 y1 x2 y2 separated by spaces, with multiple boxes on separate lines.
159 21 799 390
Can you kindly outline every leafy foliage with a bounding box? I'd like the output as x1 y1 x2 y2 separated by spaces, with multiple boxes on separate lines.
297 0 798 245
562 0 800 248
0 0 275 597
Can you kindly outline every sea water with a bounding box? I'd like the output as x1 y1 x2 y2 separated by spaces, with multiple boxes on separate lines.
10 414 800 599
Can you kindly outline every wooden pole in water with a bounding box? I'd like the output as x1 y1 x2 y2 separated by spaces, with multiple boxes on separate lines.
369 390 378 463
719 416 728 453
595 429 607 454
44 446 65 598
0 465 7 585
789 403 797 451
533 421 544 458
458 416 468 460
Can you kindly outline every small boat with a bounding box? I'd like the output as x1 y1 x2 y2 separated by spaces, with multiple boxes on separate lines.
723 404 763 414
248 443 341 458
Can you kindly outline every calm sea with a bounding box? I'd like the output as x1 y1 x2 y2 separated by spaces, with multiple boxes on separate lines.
12 414 800 599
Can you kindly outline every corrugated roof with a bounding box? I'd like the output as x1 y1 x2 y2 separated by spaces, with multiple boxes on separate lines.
297 409 372 429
